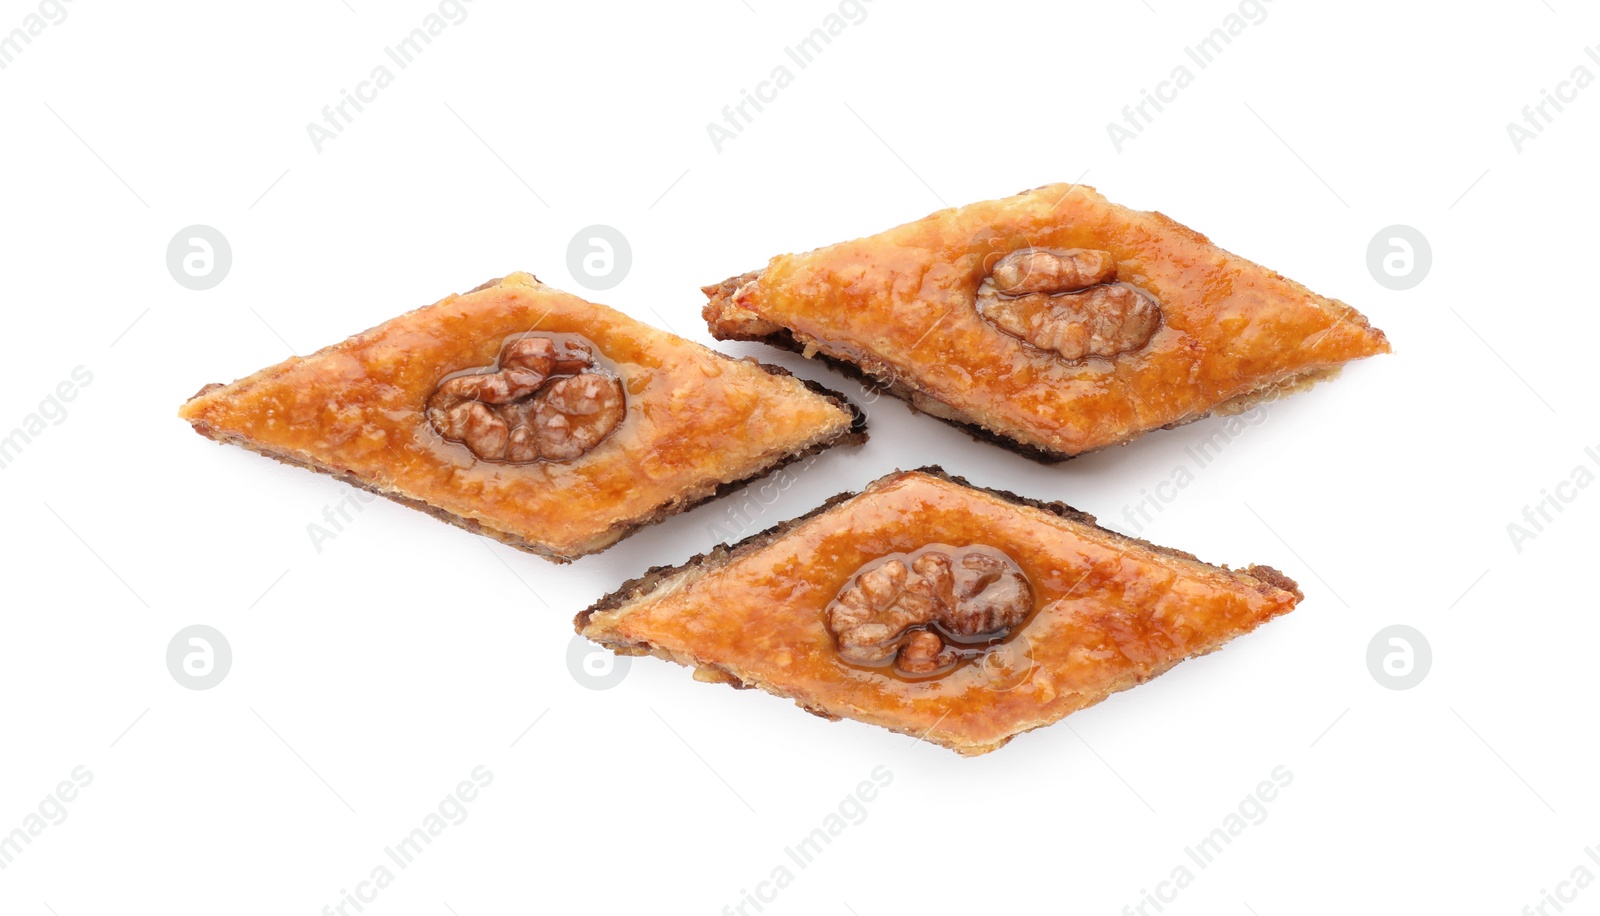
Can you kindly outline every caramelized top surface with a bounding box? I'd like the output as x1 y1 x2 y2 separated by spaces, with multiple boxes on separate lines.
722 184 1390 456
179 274 854 558
583 471 1301 752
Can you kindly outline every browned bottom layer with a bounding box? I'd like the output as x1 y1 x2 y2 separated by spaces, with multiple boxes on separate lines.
705 281 1341 463
185 364 866 564
576 466 1301 753
576 465 1300 627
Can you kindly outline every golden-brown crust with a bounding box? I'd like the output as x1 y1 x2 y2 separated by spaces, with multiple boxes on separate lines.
180 273 866 562
700 270 776 338
189 388 864 563
695 321 1073 464
578 467 1302 754
704 184 1391 461
578 464 1292 622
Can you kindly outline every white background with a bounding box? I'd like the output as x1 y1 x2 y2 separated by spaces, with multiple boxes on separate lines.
1 0 1594 913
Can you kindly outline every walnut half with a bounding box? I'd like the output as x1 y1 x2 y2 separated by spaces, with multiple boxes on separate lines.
426 335 625 463
975 247 1160 360
826 546 1034 678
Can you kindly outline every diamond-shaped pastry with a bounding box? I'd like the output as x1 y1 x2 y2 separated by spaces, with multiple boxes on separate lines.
577 468 1302 755
704 184 1390 460
180 273 864 562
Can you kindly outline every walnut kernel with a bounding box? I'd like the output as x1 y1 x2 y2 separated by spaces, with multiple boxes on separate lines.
426 335 625 463
976 247 1160 360
989 247 1117 295
826 545 1033 678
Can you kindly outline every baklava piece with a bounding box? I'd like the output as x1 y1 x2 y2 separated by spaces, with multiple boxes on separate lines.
180 273 864 562
704 184 1390 461
577 468 1302 755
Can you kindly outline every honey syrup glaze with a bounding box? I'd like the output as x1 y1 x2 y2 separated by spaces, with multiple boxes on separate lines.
734 184 1391 457
824 543 1038 681
425 331 627 464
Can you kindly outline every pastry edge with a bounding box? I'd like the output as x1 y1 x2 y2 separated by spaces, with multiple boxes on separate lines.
575 465 1303 754
181 362 867 564
703 257 1388 462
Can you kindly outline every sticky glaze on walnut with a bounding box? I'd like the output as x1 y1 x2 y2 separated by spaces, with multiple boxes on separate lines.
426 334 625 463
975 247 1160 360
825 544 1034 678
